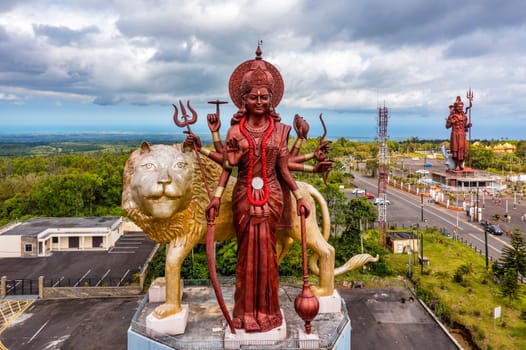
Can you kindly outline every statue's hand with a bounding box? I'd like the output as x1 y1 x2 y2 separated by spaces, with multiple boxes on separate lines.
313 160 334 174
207 113 221 132
297 198 310 218
293 114 309 139
314 140 332 161
226 138 239 152
226 138 240 166
206 197 221 221
183 131 202 151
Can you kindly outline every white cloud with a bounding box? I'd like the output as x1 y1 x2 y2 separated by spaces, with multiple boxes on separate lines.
0 0 526 138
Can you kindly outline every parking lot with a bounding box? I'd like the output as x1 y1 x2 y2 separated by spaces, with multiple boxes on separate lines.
0 232 156 291
1 297 141 350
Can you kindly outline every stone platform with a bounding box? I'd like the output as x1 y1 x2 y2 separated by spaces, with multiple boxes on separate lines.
128 284 350 349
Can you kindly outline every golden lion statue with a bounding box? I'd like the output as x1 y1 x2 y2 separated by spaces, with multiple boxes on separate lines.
123 142 379 319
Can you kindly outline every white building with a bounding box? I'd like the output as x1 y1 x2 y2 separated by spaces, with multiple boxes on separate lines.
0 217 123 257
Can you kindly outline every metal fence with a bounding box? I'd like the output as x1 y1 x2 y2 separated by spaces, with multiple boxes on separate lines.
5 279 38 296
5 272 139 295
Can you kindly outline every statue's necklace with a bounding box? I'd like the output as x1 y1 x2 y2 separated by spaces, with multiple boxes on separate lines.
240 115 274 206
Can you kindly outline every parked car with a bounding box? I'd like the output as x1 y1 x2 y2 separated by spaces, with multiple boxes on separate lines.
441 228 452 238
373 198 391 205
364 192 375 199
486 225 504 235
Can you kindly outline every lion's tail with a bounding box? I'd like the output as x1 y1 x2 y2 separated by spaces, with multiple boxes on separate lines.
306 184 330 276
333 253 380 276
305 184 331 241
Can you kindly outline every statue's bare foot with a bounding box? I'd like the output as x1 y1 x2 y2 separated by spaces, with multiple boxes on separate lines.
310 284 333 297
153 303 182 319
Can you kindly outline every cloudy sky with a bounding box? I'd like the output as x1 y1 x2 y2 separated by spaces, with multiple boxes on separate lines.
1 0 525 140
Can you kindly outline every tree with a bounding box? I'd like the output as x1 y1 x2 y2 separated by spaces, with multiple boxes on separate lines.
500 229 526 283
500 268 522 303
320 184 348 236
365 159 378 177
217 240 238 276
342 197 377 232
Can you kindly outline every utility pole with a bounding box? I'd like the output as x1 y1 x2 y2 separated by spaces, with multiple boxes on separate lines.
484 226 489 269
420 231 424 274
420 194 424 222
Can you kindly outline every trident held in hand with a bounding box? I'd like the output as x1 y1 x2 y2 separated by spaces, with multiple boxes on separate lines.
466 88 474 104
466 88 474 168
172 100 198 132
172 100 213 199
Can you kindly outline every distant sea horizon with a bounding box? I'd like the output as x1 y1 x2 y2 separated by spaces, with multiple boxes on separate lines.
0 123 523 143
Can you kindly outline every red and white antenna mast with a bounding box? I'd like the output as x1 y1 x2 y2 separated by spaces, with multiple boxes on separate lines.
377 103 389 246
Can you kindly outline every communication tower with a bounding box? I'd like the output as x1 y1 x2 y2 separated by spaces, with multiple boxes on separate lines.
377 105 389 246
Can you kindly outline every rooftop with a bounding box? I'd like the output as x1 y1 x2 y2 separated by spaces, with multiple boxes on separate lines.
0 216 121 237
387 231 418 240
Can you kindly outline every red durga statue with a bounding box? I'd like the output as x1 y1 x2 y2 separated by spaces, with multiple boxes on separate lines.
183 44 332 334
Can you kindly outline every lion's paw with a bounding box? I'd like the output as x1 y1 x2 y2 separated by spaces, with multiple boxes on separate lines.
153 303 182 319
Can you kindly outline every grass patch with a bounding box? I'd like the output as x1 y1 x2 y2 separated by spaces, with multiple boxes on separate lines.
406 229 526 350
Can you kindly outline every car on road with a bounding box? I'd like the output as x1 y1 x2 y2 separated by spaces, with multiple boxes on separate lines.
351 188 365 195
373 198 391 205
480 220 490 229
485 224 504 235
364 192 375 199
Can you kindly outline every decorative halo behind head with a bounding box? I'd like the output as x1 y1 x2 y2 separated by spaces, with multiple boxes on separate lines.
229 44 284 109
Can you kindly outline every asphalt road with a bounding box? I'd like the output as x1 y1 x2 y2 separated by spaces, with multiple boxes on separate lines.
348 172 526 262
340 288 458 350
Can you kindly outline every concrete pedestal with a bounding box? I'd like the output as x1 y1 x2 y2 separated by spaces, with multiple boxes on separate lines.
146 304 189 336
318 290 342 314
224 310 287 349
298 328 320 349
148 277 183 303
128 285 351 350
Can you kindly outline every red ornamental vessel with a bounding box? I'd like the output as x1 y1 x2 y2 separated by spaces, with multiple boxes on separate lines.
294 207 320 334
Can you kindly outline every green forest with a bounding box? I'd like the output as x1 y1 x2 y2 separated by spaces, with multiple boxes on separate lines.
2 136 526 227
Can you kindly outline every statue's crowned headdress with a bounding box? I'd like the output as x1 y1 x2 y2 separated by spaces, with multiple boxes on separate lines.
454 95 464 107
229 43 284 109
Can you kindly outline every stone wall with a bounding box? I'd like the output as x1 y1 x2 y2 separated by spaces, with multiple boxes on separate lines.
42 286 142 299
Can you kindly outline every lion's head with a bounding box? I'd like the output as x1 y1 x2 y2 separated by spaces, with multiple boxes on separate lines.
122 142 221 243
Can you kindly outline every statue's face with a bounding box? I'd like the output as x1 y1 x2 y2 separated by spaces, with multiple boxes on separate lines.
245 87 269 117
455 102 464 112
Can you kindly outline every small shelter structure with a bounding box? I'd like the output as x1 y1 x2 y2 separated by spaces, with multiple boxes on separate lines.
386 231 418 254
